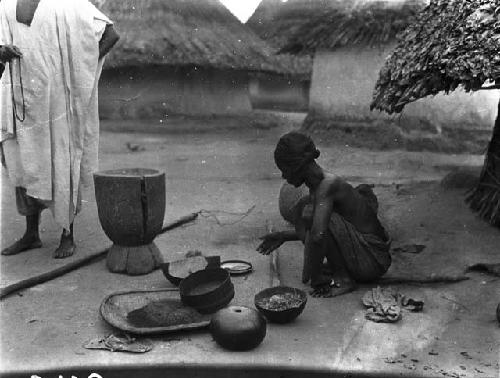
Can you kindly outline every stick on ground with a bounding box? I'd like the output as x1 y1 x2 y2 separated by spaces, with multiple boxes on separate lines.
0 212 200 299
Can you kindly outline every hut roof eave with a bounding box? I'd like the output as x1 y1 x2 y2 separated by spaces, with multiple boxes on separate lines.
102 55 291 74
246 0 347 51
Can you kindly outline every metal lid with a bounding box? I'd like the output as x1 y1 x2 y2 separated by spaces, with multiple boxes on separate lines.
221 260 253 276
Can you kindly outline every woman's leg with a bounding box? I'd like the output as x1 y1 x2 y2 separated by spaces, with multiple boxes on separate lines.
290 195 315 283
302 231 313 283
310 233 356 298
327 212 389 283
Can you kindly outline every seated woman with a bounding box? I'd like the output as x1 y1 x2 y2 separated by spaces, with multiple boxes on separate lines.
257 132 391 297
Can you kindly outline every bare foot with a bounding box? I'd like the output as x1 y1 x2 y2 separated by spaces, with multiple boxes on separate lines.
310 283 356 298
310 275 357 298
304 263 337 285
1 234 42 255
53 232 75 259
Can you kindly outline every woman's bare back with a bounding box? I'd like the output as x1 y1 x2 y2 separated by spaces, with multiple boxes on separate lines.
317 175 387 240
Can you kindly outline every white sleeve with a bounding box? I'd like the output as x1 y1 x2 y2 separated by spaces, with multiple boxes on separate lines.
88 2 113 40
0 1 13 45
94 18 110 40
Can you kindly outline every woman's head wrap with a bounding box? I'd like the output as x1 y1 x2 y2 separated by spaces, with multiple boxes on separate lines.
274 132 320 177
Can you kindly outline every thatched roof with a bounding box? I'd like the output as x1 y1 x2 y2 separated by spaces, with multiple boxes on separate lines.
95 0 291 73
371 0 500 114
256 53 312 77
246 0 346 75
279 0 424 55
247 0 345 50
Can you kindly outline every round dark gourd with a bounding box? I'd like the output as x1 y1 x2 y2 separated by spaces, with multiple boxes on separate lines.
210 306 266 351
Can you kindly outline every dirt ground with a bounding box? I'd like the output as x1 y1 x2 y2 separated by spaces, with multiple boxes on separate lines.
1 114 499 377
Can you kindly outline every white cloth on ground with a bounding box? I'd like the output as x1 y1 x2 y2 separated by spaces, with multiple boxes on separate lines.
0 0 112 229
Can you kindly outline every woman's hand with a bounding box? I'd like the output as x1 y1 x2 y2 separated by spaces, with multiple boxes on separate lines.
0 45 22 63
256 232 285 255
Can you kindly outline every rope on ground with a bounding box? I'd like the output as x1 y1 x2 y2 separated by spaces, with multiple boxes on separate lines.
440 294 471 313
158 206 256 231
197 205 256 226
158 212 200 235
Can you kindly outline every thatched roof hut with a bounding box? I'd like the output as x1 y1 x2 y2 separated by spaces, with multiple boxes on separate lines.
370 0 499 114
369 0 500 227
96 0 289 73
279 0 424 55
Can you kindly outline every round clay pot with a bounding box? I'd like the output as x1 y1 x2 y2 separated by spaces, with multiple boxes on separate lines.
278 182 308 224
210 306 267 351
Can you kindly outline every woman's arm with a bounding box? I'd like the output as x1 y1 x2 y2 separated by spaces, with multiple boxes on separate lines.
256 230 299 255
310 183 336 243
279 230 300 241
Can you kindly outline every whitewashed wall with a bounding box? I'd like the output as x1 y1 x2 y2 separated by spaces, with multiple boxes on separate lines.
310 46 499 130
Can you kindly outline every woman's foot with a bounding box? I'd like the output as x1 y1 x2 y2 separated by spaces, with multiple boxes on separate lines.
53 229 75 258
310 282 356 298
310 273 357 298
1 233 42 255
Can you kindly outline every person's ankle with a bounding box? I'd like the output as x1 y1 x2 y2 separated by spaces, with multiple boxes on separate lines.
61 228 73 239
311 275 331 288
22 231 40 241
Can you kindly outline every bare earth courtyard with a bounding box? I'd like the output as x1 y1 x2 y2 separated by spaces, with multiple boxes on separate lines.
0 118 499 377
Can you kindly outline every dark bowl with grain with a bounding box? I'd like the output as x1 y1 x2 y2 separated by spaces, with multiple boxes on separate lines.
179 268 234 314
254 286 307 324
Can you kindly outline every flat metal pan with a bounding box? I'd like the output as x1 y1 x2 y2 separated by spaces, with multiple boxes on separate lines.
220 260 253 276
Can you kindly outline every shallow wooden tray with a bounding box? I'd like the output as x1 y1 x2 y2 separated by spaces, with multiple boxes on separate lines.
100 288 211 335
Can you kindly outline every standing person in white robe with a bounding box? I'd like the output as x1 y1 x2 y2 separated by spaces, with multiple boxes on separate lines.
0 0 119 258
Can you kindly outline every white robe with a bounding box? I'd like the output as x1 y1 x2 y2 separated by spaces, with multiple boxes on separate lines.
0 0 111 229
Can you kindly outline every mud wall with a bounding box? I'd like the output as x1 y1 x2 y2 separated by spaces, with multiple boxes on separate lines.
248 74 310 112
98 66 252 119
310 47 499 131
